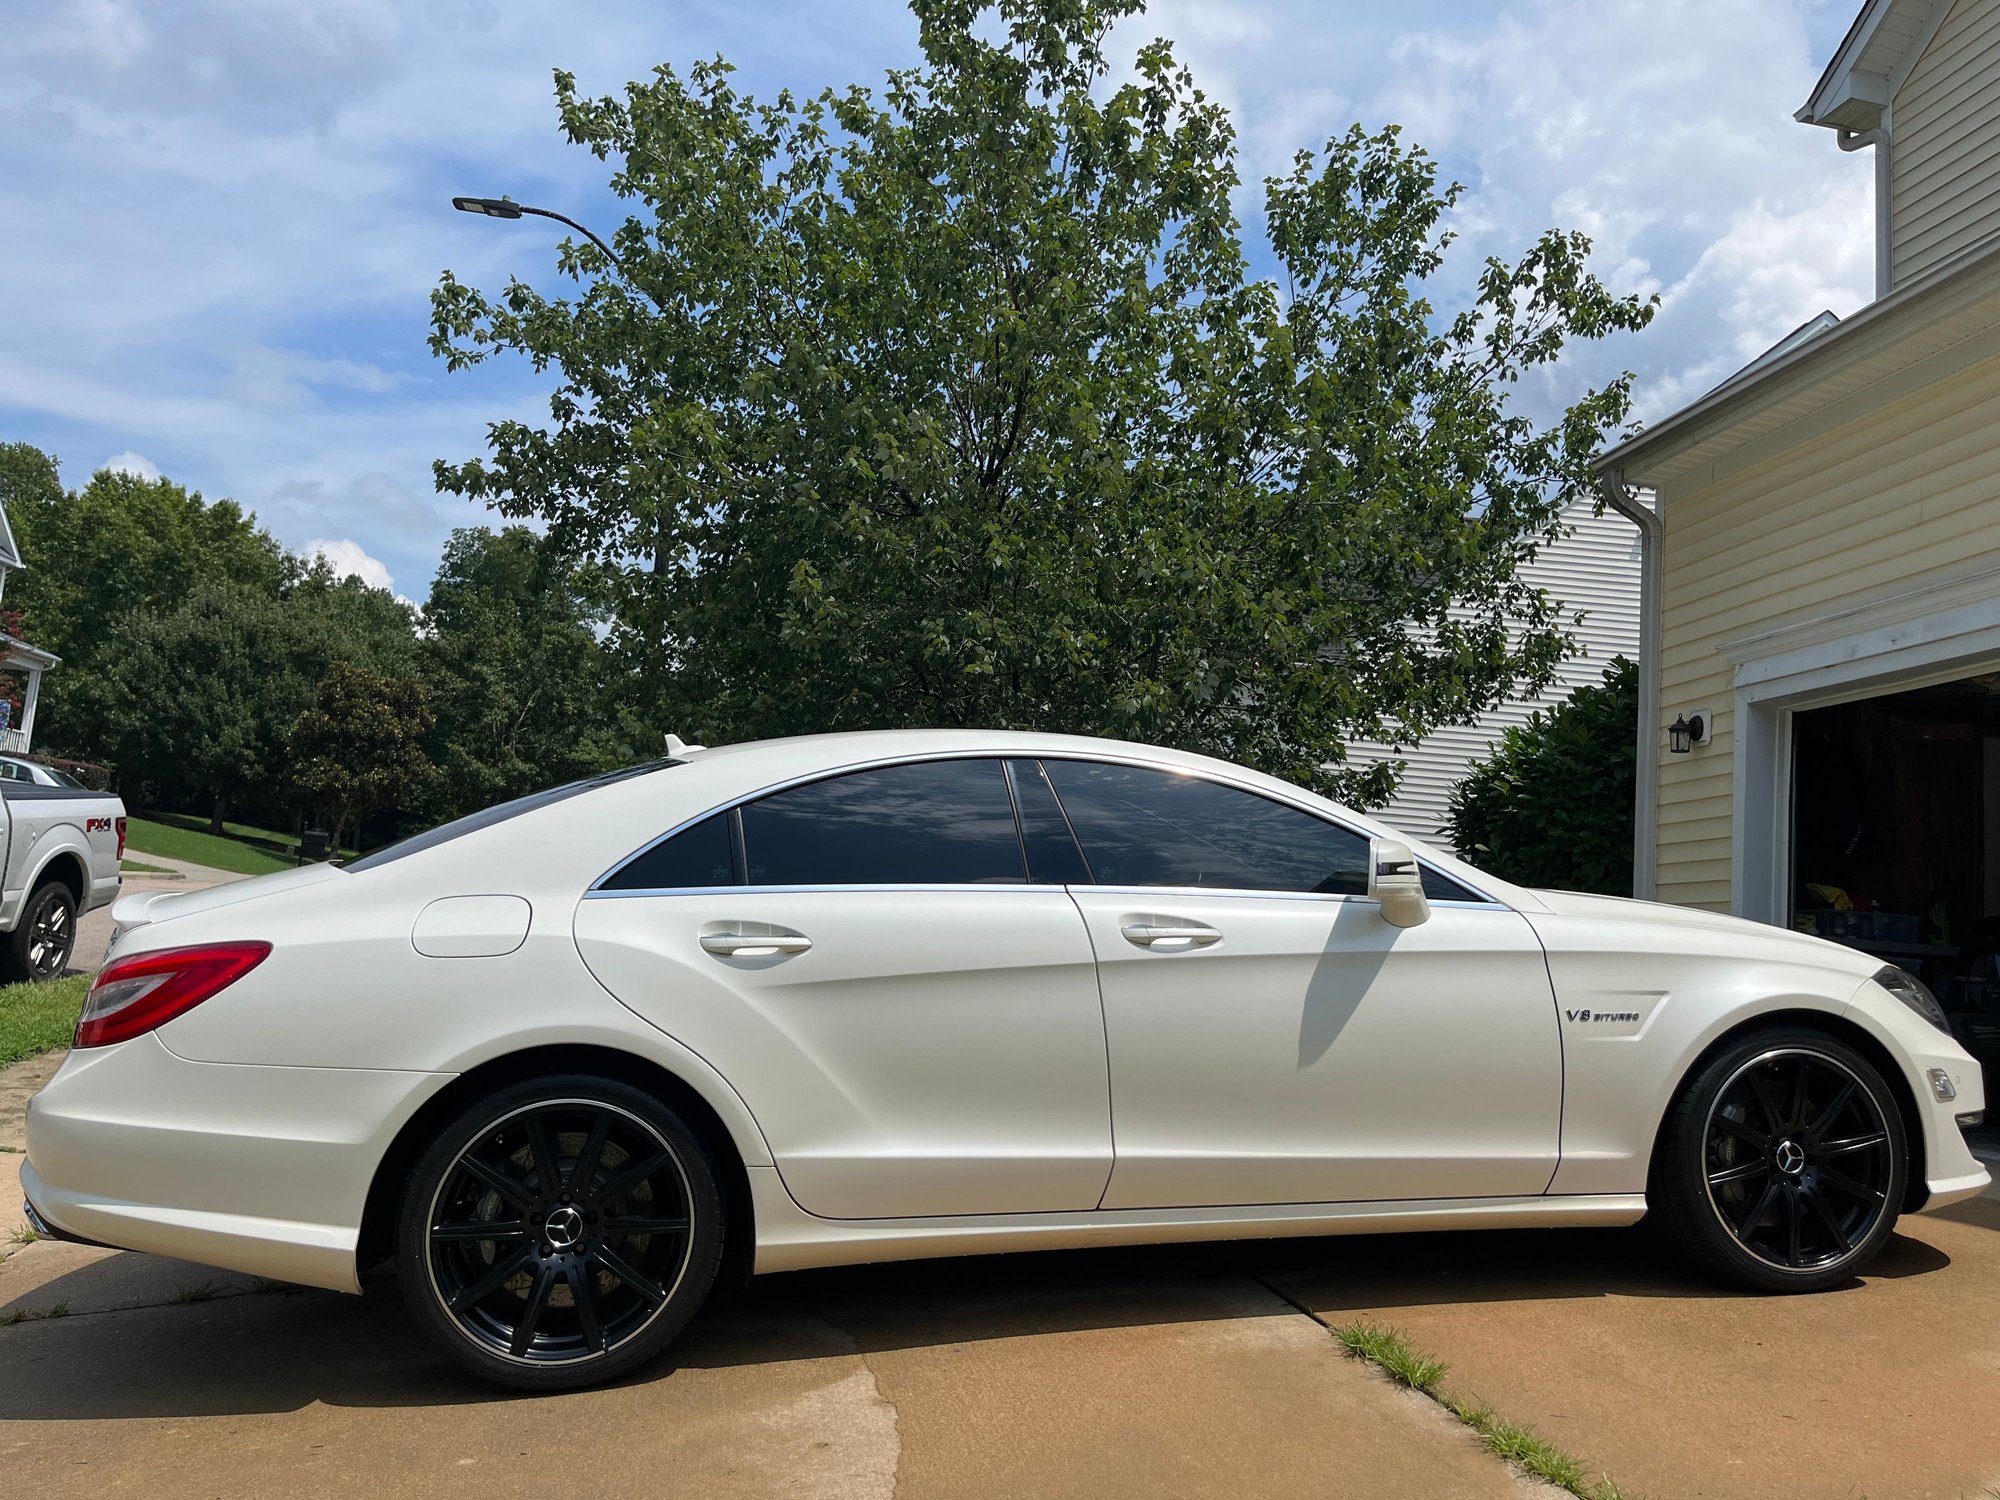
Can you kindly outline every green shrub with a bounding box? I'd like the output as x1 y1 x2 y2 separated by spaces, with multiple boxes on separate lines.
1447 657 1636 895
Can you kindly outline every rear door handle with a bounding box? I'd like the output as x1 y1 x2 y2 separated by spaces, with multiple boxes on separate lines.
1121 921 1222 951
700 930 813 958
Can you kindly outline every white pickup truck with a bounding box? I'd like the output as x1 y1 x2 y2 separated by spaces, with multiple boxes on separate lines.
0 782 124 982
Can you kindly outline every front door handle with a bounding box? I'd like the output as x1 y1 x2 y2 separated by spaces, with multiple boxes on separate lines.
700 930 813 958
1121 920 1222 951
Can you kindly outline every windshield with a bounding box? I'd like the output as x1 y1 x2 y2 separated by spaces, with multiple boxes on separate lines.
46 767 83 788
345 760 685 872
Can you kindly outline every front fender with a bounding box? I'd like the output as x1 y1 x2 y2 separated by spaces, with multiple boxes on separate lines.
1532 907 1879 1197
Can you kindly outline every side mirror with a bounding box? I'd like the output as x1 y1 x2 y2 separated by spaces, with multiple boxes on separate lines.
1369 838 1430 928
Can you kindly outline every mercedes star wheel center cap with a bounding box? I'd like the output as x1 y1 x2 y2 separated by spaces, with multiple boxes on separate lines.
544 1204 585 1250
1774 1139 1806 1176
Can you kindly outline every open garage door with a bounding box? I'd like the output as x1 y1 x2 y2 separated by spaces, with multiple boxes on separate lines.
1791 673 2000 1078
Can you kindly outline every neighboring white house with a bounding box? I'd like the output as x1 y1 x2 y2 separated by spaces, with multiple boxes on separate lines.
0 496 58 755
1345 494 1642 852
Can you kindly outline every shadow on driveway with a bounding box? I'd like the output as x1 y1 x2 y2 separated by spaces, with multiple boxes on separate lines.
0 1213 1968 1423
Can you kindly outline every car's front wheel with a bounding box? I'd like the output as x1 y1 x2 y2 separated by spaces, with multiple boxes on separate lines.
396 1075 726 1390
1652 1027 1908 1291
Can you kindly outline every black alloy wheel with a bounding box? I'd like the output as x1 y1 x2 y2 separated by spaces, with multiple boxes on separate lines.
1654 1029 1907 1291
8 881 75 982
1702 1048 1898 1269
398 1077 725 1390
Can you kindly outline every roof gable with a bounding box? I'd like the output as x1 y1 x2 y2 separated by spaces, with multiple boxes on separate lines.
1798 0 1951 130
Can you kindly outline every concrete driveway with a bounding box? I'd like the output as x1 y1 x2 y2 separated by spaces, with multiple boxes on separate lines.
3 1075 1999 1500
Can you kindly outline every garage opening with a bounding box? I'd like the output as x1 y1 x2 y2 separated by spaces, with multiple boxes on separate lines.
1791 671 2000 1067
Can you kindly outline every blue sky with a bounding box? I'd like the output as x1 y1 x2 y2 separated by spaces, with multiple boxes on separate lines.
2 0 1870 602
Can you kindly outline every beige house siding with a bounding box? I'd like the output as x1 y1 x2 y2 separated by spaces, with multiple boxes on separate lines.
1891 0 2000 286
1654 343 2000 910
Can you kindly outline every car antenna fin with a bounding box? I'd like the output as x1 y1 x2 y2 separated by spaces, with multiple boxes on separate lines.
664 733 707 757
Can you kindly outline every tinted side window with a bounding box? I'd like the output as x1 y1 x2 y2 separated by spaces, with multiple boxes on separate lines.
1006 760 1091 884
1042 760 1369 894
1420 865 1485 903
741 759 1026 886
602 811 738 891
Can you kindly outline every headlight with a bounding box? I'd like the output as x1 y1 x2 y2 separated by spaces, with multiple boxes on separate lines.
1874 965 1950 1034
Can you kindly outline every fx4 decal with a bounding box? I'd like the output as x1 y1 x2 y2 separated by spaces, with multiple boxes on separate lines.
87 817 114 833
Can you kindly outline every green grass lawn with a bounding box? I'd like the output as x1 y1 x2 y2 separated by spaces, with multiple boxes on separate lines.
0 974 89 1068
122 817 296 876
120 858 172 875
143 811 357 863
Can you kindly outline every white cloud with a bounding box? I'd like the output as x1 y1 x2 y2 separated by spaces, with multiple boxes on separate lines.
100 450 160 480
305 536 395 593
1 0 1877 599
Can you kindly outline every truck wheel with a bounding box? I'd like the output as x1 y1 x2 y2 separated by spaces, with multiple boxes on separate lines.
4 881 77 983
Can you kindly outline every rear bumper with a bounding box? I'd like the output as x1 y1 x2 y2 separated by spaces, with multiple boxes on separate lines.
23 1034 453 1293
85 870 120 914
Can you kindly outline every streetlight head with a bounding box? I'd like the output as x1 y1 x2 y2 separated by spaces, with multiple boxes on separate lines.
452 195 524 220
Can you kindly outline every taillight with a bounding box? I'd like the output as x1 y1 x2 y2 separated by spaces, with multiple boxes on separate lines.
115 816 127 860
74 941 271 1048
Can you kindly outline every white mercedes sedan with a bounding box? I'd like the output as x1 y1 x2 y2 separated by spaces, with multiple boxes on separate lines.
23 730 1990 1389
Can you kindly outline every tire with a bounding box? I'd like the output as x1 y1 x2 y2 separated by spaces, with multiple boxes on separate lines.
396 1075 727 1391
1651 1026 1908 1292
3 880 76 983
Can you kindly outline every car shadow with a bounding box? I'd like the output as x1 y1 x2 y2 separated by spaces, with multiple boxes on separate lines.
0 1217 1959 1422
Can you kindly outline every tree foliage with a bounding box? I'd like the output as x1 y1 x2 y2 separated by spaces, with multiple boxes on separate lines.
418 525 643 821
0 455 289 752
289 661 438 849
1446 656 1636 895
77 571 416 831
432 0 1653 801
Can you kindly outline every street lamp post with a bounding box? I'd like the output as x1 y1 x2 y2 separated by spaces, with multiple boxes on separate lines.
450 194 673 598
451 196 621 264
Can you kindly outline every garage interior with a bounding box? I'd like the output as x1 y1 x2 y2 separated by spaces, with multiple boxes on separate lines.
1791 672 2000 1076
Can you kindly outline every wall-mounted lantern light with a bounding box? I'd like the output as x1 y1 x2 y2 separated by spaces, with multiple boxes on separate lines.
1668 710 1710 754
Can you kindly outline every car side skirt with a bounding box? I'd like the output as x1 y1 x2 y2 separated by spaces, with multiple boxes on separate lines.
744 1165 1649 1274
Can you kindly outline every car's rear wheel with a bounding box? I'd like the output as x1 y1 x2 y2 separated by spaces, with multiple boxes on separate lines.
1652 1027 1907 1291
396 1075 725 1390
4 880 76 983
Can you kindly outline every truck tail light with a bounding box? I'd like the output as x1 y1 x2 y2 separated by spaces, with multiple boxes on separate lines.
74 941 272 1048
115 816 127 860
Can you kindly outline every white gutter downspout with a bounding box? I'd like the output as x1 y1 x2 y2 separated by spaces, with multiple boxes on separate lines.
1597 466 1660 900
1838 122 1891 299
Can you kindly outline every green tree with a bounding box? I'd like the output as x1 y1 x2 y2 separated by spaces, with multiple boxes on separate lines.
0 444 63 548
1 456 288 752
80 569 419 830
78 583 304 831
430 0 1653 802
7 462 286 664
288 662 438 851
1446 656 1637 895
419 526 641 822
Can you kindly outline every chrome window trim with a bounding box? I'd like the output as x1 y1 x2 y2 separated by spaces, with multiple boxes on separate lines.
587 747 1506 908
581 881 1502 910
585 882 1076 900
